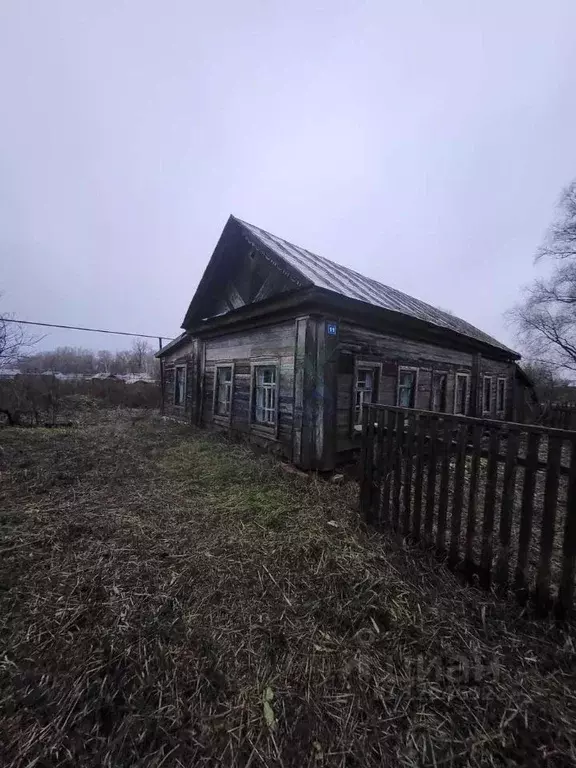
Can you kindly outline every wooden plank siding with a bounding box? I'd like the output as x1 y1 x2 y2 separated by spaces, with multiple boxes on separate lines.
335 321 516 458
201 320 296 457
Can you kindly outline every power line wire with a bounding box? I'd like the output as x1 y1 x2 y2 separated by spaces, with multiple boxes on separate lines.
3 318 174 343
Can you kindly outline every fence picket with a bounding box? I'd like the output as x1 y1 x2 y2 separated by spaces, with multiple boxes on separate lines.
402 413 416 535
359 405 373 521
449 424 468 568
369 409 387 526
412 413 427 541
391 411 404 530
424 417 439 544
465 424 483 575
436 417 454 553
494 429 520 590
535 435 563 610
380 409 396 527
557 439 576 617
514 432 541 601
480 430 500 589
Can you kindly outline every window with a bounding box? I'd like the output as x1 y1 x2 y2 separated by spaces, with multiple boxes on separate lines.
496 377 506 414
354 368 374 425
397 368 417 409
254 366 277 425
454 373 469 415
483 376 493 414
431 372 447 412
174 365 186 406
215 366 233 417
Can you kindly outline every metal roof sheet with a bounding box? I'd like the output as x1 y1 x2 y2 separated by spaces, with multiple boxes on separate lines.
235 217 516 356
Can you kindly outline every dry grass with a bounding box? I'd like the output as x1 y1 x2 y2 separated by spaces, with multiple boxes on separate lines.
1 411 576 767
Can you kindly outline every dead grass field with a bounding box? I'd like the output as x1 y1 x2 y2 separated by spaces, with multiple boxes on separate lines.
2 411 576 767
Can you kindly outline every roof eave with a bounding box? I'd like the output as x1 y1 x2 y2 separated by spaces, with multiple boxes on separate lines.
155 332 190 358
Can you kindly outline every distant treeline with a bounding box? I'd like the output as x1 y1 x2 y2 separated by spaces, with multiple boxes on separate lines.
18 341 159 378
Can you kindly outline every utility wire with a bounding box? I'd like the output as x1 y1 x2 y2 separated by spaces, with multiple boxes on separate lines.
2 317 174 343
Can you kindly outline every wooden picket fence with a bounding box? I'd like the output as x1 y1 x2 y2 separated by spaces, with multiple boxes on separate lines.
540 403 576 431
359 404 576 617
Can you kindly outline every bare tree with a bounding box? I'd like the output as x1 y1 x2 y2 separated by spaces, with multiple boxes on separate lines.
508 181 576 376
129 339 152 374
0 306 40 370
521 361 572 402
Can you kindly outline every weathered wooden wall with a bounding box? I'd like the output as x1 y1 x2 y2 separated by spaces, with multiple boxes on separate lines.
160 316 519 471
201 320 297 457
335 322 515 455
161 339 197 421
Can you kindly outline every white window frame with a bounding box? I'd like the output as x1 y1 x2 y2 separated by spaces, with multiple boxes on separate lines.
482 375 493 415
213 363 234 422
174 364 186 407
397 366 419 409
353 360 381 427
250 361 279 432
430 370 448 413
496 377 506 415
454 372 470 415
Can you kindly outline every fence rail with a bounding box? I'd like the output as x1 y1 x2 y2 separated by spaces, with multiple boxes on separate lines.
359 404 576 617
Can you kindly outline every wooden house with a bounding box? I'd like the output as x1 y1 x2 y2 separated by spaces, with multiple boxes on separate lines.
158 216 523 470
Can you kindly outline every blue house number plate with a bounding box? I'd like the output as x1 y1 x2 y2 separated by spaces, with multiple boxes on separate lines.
327 323 338 336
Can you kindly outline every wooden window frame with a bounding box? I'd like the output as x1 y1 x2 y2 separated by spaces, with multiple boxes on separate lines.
174 364 186 407
430 370 448 413
352 360 381 430
249 360 280 437
496 377 506 415
397 366 419 410
482 375 493 415
212 363 235 425
454 372 470 415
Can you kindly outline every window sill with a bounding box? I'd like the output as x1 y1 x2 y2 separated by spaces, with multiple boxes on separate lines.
250 422 276 436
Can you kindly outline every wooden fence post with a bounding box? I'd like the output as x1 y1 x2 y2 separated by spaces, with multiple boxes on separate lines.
424 418 439 545
402 413 417 535
449 424 468 568
494 429 520 590
412 413 427 542
535 436 563 611
480 430 500 589
514 432 541 602
557 438 576 618
436 417 454 553
359 405 373 522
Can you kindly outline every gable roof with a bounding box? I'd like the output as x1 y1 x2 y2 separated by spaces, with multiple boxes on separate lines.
233 217 517 357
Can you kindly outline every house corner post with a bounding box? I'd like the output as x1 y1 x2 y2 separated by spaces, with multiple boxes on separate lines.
315 317 339 471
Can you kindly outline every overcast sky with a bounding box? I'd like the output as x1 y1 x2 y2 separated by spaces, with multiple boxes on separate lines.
1 0 576 354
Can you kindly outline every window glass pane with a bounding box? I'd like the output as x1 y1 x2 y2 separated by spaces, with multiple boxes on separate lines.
398 370 415 408
175 367 185 405
432 373 447 412
483 378 492 412
455 375 468 414
497 379 505 412
354 368 374 424
254 366 277 425
216 367 232 415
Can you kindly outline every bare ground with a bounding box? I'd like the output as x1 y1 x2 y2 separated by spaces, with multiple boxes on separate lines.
1 411 576 767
